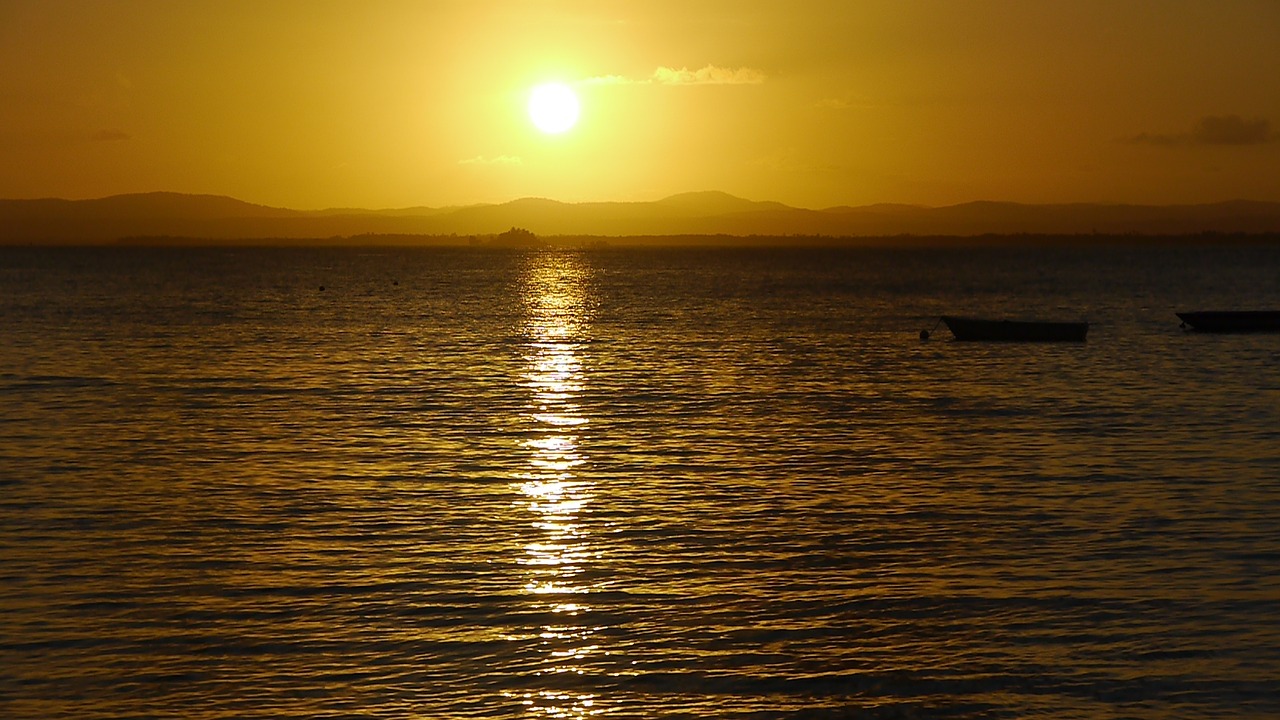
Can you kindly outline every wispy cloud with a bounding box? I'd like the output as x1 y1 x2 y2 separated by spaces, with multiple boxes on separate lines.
582 74 631 86
814 94 880 111
458 155 522 166
90 129 131 142
815 98 852 110
749 146 844 175
1127 114 1273 147
583 64 766 86
653 65 766 85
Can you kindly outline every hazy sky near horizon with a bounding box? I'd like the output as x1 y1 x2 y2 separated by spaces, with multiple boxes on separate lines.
3 0 1278 210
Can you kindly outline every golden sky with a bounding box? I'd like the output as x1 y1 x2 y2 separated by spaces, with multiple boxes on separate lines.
2 0 1278 210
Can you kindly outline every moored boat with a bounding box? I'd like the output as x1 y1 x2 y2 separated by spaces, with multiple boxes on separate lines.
1176 311 1280 333
939 315 1089 342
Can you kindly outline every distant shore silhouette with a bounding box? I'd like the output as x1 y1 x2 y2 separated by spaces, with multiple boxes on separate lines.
5 191 1280 245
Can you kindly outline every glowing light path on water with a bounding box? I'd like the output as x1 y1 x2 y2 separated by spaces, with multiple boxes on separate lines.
509 252 602 718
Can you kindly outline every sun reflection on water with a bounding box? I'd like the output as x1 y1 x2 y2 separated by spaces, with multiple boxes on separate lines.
510 251 602 717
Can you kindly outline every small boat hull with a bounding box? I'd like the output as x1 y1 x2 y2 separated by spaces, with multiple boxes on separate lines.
1176 311 1280 333
941 316 1088 342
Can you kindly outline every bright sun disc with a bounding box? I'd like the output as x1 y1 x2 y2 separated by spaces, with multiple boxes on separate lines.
528 82 580 134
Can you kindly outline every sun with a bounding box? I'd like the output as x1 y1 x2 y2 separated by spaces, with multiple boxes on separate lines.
528 82 580 134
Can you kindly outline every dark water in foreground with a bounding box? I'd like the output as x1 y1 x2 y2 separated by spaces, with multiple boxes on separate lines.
2 244 1279 719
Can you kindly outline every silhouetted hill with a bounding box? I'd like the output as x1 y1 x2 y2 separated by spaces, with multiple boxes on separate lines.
654 191 791 216
3 191 1280 244
1 193 300 243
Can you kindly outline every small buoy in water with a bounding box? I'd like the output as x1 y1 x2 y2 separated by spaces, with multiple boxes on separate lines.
919 329 930 340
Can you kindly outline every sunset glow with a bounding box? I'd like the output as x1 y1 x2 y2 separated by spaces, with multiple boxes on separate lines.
5 4 1280 720
1 2 1278 211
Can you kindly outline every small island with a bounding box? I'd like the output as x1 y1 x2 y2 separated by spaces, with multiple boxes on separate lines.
486 226 543 248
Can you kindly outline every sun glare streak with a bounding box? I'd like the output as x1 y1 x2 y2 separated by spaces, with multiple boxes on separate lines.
515 251 602 717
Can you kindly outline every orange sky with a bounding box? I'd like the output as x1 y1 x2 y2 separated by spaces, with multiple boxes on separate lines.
2 0 1278 210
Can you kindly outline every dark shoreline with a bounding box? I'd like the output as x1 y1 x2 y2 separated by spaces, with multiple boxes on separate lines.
44 230 1280 249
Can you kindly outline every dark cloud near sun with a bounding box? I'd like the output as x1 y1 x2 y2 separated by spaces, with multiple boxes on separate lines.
1127 114 1273 147
1191 115 1272 145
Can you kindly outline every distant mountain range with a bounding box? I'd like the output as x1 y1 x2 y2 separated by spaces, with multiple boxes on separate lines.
4 191 1280 245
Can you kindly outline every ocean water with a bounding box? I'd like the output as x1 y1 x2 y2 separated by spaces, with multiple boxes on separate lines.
2 243 1279 719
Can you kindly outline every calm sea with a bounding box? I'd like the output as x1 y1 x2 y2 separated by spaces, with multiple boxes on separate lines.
2 243 1278 719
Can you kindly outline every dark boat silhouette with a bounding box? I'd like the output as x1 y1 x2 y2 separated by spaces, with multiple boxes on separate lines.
940 315 1088 342
1176 311 1280 333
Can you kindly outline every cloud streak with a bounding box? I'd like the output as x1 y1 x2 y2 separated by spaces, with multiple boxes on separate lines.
1127 114 1273 147
584 64 766 86
90 129 131 142
458 155 522 166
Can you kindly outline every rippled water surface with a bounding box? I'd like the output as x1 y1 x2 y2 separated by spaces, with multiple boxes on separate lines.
2 244 1279 718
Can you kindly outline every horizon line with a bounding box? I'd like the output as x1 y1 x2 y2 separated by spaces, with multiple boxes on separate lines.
7 190 1280 214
